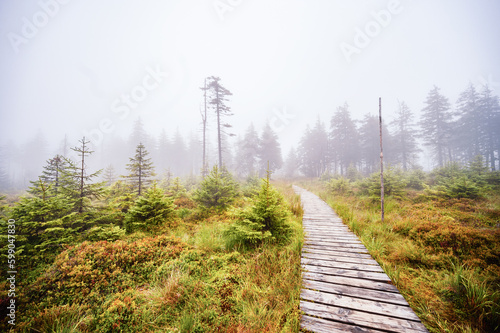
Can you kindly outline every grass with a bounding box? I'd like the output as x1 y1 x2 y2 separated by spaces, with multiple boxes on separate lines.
1 183 303 332
300 180 500 333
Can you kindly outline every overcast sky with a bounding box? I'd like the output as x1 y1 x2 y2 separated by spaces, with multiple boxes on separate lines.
1 0 499 155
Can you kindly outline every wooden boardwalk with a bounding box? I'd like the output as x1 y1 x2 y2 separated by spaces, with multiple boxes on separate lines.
294 186 429 333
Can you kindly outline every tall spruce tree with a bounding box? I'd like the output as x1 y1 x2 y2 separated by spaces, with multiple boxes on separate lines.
124 143 156 196
200 78 209 176
283 147 300 178
359 114 387 174
154 129 171 173
28 155 70 197
103 164 116 186
258 123 283 176
298 119 329 177
129 117 149 147
235 123 260 177
329 104 360 175
390 101 420 171
420 86 453 168
478 85 500 170
207 76 233 167
454 84 482 164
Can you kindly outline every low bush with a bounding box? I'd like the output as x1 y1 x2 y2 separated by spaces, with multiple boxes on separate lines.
125 184 176 232
226 172 291 248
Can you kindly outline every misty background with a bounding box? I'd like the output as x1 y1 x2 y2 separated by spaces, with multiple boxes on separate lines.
1 0 499 190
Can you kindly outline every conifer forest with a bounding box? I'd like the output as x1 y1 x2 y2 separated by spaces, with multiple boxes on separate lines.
1 1 499 332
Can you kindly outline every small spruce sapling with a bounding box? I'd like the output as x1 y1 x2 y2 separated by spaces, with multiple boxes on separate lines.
193 165 238 212
125 183 175 232
226 168 291 247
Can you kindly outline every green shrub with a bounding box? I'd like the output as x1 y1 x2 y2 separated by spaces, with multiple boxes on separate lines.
193 165 239 212
226 172 291 247
442 176 482 199
405 169 426 190
359 167 407 199
327 177 352 195
125 184 175 232
92 290 143 332
86 225 126 242
241 173 260 198
167 177 187 198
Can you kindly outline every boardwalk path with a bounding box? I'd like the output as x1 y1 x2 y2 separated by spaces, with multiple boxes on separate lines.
293 186 429 333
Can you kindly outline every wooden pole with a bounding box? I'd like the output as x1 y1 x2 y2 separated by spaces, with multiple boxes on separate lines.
379 98 384 223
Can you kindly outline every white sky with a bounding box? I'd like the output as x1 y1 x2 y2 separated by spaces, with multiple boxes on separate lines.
1 0 499 154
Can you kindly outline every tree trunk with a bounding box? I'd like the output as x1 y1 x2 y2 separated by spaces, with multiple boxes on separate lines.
138 145 142 196
216 84 222 167
79 138 85 213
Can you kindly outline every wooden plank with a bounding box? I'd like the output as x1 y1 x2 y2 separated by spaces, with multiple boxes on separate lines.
301 301 429 333
303 264 391 282
303 244 370 254
302 247 373 259
305 234 357 239
304 230 354 235
302 222 347 226
302 258 384 272
304 234 363 240
304 230 358 235
305 237 364 245
302 223 347 227
303 271 399 293
305 240 364 247
301 315 386 333
305 234 358 239
301 289 421 321
305 239 366 248
304 228 352 233
304 227 352 233
303 279 409 306
302 252 380 266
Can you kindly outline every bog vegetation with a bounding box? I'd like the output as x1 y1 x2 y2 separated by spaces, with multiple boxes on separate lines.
300 159 500 333
0 163 303 332
1 79 499 332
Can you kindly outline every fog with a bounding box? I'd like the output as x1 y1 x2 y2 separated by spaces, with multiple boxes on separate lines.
1 0 499 188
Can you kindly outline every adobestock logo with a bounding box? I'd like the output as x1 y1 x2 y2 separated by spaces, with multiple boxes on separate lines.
270 106 295 133
213 0 243 21
340 0 404 64
7 0 72 54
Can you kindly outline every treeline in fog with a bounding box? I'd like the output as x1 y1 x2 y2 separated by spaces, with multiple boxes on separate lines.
1 82 499 191
284 84 500 178
0 118 283 191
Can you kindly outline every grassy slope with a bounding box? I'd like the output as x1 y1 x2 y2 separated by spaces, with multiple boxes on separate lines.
299 180 500 333
0 185 303 333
